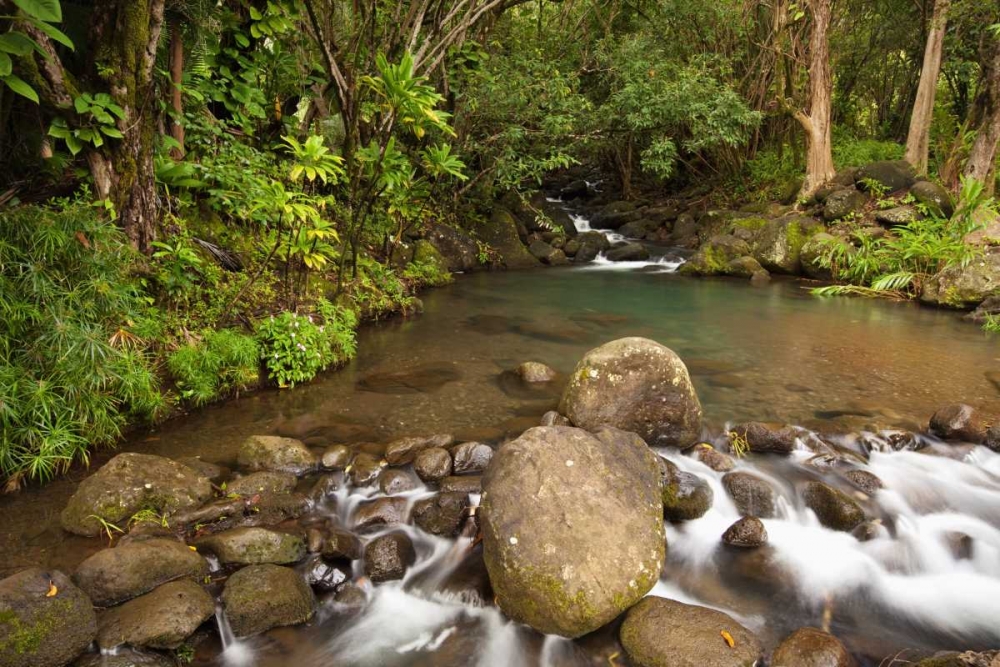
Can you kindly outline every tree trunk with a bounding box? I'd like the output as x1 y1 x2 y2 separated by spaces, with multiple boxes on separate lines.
964 37 1000 195
795 0 836 198
905 0 950 175
90 0 166 254
169 20 185 159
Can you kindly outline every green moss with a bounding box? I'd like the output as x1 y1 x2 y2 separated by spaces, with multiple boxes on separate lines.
731 217 767 232
0 600 73 656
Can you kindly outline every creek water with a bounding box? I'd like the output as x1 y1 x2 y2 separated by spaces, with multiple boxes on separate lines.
3 238 1000 665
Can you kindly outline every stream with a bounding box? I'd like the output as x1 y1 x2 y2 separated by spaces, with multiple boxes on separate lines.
3 213 1000 665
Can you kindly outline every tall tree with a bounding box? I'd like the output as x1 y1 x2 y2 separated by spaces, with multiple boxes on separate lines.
905 0 951 174
963 33 1000 194
791 0 836 197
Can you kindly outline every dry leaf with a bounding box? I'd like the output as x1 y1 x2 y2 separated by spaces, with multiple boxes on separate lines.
75 231 91 249
721 630 735 648
189 545 197 552
45 581 58 597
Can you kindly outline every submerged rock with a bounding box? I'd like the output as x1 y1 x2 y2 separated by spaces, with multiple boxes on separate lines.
74 538 209 607
195 527 306 565
237 435 317 475
659 459 713 521
73 648 175 667
320 444 352 470
61 453 213 537
722 516 768 548
481 426 665 638
802 482 865 531
97 580 214 650
620 596 763 667
385 434 455 465
221 564 315 637
516 361 557 383
559 337 702 447
722 472 778 518
364 532 416 582
771 627 857 667
928 403 987 443
0 568 97 667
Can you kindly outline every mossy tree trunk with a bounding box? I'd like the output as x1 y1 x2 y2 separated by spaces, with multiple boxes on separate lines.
89 0 166 254
905 0 950 176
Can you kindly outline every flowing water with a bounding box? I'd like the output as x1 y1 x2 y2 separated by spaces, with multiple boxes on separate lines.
3 231 1000 665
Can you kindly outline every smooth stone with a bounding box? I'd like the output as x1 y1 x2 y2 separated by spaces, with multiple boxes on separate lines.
195 527 305 565
227 471 297 496
352 497 408 531
659 459 713 521
694 444 736 472
451 442 494 475
843 469 883 495
929 403 987 443
96 580 214 650
722 516 768 548
321 528 363 561
771 627 858 667
357 365 461 394
237 435 317 475
175 457 227 484
802 482 865 532
221 564 315 637
384 434 455 465
321 445 352 470
722 472 778 518
540 410 571 427
348 451 384 486
364 533 416 582
414 447 453 482
516 361 557 383
731 421 799 455
378 469 419 495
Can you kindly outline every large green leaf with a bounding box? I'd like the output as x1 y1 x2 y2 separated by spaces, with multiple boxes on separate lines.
0 32 35 56
2 74 39 103
12 0 62 22
28 18 74 50
0 52 12 77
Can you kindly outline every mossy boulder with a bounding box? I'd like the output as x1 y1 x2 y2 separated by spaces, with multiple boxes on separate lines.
0 568 97 667
915 652 999 667
559 337 702 447
195 527 305 566
921 250 1000 309
752 216 823 274
802 482 865 532
410 239 454 281
800 232 845 280
221 564 315 638
727 256 768 280
480 426 665 638
425 223 479 272
61 453 213 537
722 472 778 518
96 580 214 650
680 235 751 276
659 458 713 521
856 160 916 193
823 189 868 221
73 538 209 607
620 596 763 667
771 627 858 667
480 209 541 269
909 180 955 218
573 231 612 262
237 435 318 475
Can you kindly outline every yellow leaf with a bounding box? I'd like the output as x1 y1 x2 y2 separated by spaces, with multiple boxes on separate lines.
189 545 197 552
721 630 735 648
45 581 57 597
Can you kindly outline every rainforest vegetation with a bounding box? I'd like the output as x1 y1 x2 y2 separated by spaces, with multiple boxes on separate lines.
0 0 999 487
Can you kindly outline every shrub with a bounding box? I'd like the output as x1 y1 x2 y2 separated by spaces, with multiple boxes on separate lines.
256 299 358 387
167 329 260 406
832 130 904 169
402 258 453 287
0 204 164 487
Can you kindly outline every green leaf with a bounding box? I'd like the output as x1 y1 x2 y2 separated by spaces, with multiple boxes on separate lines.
3 74 38 102
234 33 249 48
0 32 35 56
65 134 83 155
73 96 88 114
28 18 74 50
0 52 11 77
12 0 62 22
100 126 123 138
249 6 263 20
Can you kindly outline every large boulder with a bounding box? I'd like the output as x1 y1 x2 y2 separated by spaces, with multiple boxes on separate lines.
559 338 702 447
96 580 214 650
606 242 650 262
0 568 97 667
620 596 763 667
425 223 479 272
61 453 213 537
800 232 845 281
195 527 306 565
753 216 823 274
480 426 665 638
671 213 700 249
73 538 209 607
823 189 868 221
237 435 317 475
480 209 540 269
573 232 612 262
856 160 916 193
909 181 955 218
771 627 857 667
680 235 751 276
409 239 453 283
221 564 315 638
802 482 865 532
922 250 1000 308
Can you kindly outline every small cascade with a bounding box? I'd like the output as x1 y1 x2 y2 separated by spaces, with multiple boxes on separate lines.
215 604 254 667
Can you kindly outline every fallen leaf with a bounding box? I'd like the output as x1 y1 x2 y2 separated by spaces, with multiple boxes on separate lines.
189 545 197 552
721 630 735 648
46 581 58 597
75 231 90 249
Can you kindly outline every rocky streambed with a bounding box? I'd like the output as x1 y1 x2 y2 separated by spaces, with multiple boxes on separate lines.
3 335 1000 667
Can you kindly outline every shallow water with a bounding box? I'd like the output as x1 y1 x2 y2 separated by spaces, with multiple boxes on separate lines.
3 264 1000 665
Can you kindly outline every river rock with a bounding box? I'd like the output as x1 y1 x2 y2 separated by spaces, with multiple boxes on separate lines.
413 492 469 537
606 242 650 262
722 516 768 548
727 256 768 279
856 160 916 193
385 434 455 465
752 216 823 275
540 411 571 427
800 232 844 281
195 527 305 565
620 596 763 667
671 213 700 248
528 240 566 265
61 453 213 537
221 564 316 637
875 206 918 227
680 235 750 276
364 533 416 582
928 403 987 443
823 189 868 221
659 459 713 521
574 231 612 262
237 435 317 475
803 482 865 531
481 426 665 638
559 337 702 447
303 554 349 592
353 497 408 530
771 627 857 667
910 180 955 218
349 452 384 486
0 568 97 667
843 469 883 495
227 471 297 496
921 250 1000 309
722 472 778 518
73 538 209 607
73 648 174 667
451 442 494 475
175 457 227 484
731 421 799 454
96 580 214 650
516 361 557 383
414 447 453 482
425 223 479 272
379 469 418 495
694 445 736 472
481 209 540 269
321 528 363 561
320 444 352 470
439 476 482 494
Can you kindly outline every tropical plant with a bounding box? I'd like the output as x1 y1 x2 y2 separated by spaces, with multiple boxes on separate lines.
0 0 74 102
167 329 260 406
256 300 357 387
